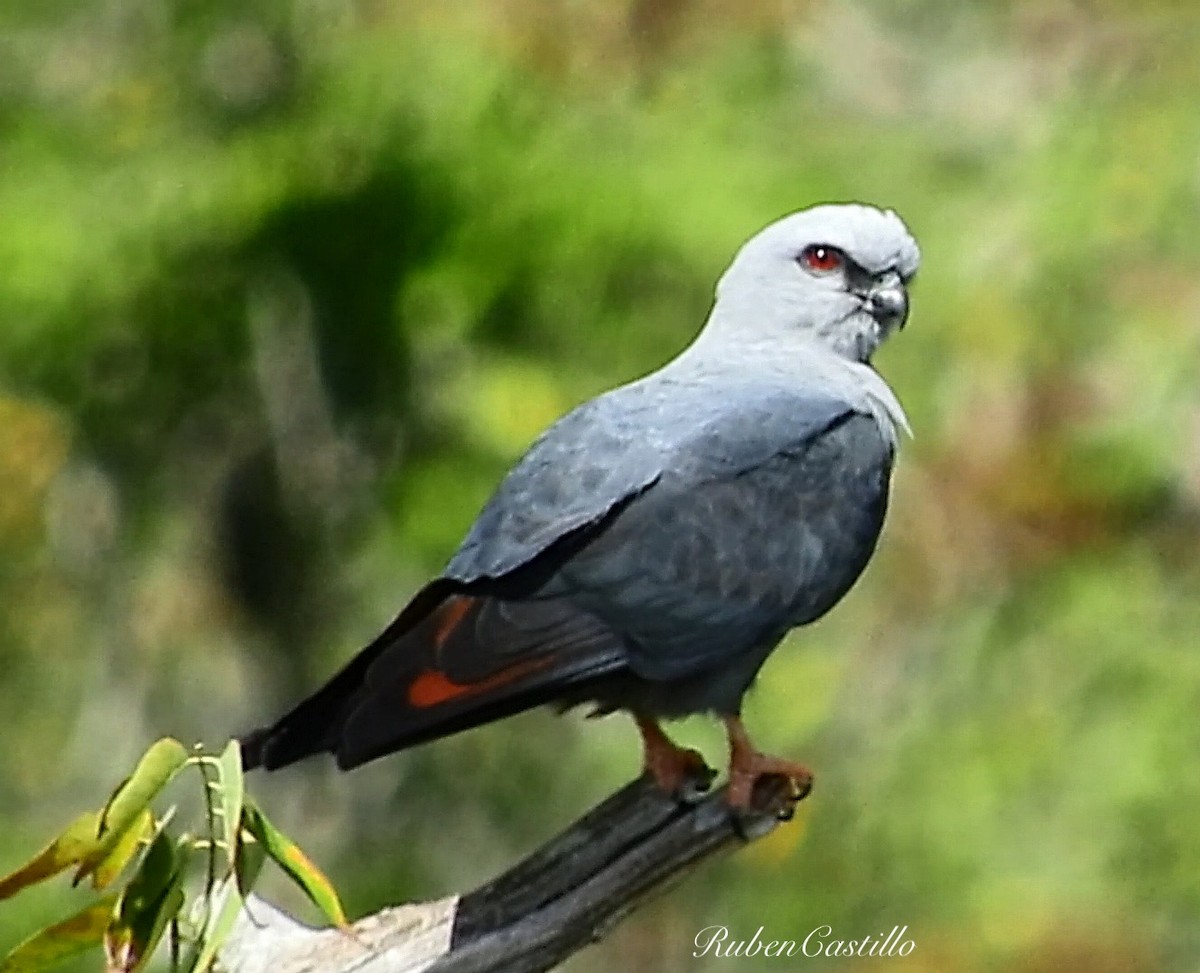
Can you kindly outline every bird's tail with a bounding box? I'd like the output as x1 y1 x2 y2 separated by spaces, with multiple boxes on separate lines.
239 584 627 772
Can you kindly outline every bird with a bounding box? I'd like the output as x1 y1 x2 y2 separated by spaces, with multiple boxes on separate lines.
240 203 919 810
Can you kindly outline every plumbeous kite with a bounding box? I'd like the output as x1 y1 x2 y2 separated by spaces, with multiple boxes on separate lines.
241 203 919 809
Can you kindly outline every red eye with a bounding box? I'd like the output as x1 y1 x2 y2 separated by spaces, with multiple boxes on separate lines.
799 245 844 274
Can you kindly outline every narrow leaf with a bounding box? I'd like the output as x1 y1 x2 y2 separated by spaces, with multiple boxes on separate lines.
0 896 117 973
100 739 190 841
241 802 347 927
232 829 266 899
133 877 185 973
91 810 153 892
183 879 245 973
116 829 177 929
214 741 244 871
76 739 189 887
0 812 102 901
114 833 188 973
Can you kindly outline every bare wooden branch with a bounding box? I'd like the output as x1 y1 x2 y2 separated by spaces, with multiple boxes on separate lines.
220 774 802 973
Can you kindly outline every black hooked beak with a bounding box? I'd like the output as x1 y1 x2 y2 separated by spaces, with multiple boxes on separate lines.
863 271 909 330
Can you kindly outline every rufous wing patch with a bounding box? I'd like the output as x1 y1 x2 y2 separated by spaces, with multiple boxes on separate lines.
407 656 555 709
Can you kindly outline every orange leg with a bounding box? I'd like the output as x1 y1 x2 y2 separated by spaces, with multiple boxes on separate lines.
723 715 813 810
635 715 713 795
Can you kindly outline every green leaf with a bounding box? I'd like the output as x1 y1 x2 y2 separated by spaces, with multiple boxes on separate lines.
241 801 347 927
214 741 245 871
145 881 187 971
112 832 189 973
100 739 190 841
0 896 117 973
91 810 153 891
0 811 103 901
116 829 177 930
75 739 189 887
233 830 266 900
184 879 245 973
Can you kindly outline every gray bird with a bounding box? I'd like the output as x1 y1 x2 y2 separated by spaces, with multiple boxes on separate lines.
241 203 919 809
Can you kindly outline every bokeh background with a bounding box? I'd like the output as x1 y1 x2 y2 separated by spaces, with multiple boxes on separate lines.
3 1 1200 970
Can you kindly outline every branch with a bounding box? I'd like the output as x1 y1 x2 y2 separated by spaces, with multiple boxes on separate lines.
220 774 802 973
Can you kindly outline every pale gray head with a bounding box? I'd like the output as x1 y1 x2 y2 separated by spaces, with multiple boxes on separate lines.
709 203 920 363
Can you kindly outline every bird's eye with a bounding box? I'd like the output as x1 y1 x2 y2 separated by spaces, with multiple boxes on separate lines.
798 245 844 274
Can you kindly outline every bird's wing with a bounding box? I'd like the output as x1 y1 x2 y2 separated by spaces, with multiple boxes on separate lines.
554 393 895 682
241 589 631 771
444 379 875 586
443 387 670 584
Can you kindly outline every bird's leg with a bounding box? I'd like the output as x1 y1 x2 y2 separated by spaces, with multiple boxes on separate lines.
723 715 814 810
634 714 714 796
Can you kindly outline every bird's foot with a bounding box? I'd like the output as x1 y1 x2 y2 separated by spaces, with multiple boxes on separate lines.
726 756 813 815
723 715 813 815
636 715 715 799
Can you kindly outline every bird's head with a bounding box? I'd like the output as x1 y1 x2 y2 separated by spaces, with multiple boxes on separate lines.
712 204 920 363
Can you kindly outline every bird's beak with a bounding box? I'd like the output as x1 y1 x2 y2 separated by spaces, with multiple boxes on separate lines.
864 272 909 330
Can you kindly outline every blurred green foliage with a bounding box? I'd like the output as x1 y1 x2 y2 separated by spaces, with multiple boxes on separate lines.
2 1 1199 970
